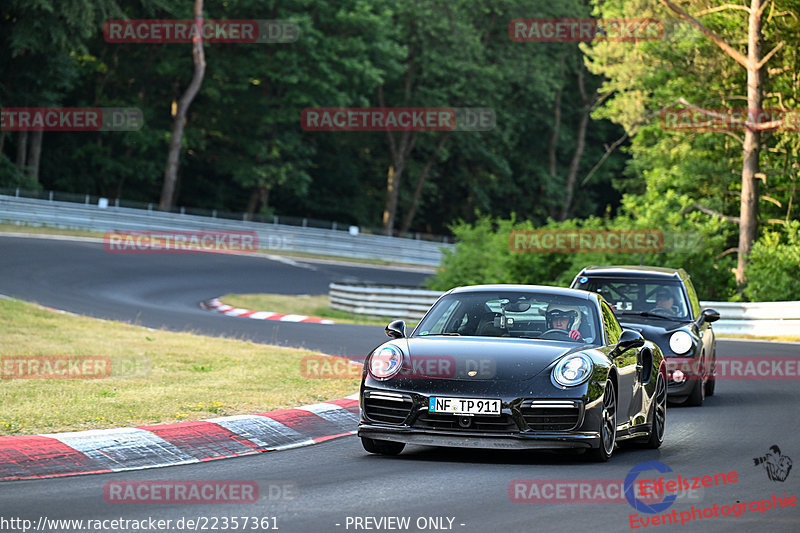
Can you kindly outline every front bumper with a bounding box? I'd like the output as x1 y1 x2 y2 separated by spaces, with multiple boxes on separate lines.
358 386 602 451
359 424 598 450
665 357 704 398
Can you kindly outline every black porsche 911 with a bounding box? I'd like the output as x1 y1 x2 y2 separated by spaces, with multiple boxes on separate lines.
570 266 720 406
358 285 667 461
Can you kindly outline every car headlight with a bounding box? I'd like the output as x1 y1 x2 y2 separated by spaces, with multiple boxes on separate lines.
368 345 403 379
553 353 593 387
669 331 693 355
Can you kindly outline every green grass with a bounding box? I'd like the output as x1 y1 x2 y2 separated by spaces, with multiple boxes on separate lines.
0 222 104 238
0 298 359 435
220 293 417 327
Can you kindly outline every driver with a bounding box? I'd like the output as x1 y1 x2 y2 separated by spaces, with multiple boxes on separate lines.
652 288 675 313
545 305 583 341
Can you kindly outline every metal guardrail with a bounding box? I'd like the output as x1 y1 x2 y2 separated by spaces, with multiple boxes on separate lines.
329 283 442 321
701 301 800 337
0 195 452 266
328 283 800 337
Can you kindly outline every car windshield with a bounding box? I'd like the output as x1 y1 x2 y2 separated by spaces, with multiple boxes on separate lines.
413 291 600 344
572 278 691 321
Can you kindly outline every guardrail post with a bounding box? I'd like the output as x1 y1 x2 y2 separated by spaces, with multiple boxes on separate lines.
49 191 54 202
302 218 307 227
115 198 119 207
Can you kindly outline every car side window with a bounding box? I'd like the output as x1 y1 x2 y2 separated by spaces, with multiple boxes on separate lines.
600 301 622 345
683 277 701 319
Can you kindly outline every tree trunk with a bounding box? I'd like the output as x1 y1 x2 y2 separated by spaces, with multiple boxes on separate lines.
548 88 562 179
26 130 43 184
735 0 764 287
16 131 28 173
159 0 206 211
560 65 591 221
399 132 449 234
381 129 416 235
660 0 771 289
245 185 270 216
246 187 259 215
559 108 589 221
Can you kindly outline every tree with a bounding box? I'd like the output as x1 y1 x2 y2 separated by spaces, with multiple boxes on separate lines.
159 0 206 210
658 0 783 287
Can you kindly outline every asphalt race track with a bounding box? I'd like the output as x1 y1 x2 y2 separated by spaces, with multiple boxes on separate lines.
1 235 799 533
0 234 429 355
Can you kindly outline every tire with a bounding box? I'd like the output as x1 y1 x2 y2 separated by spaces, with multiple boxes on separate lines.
361 436 405 455
705 359 716 397
588 380 616 462
704 376 715 397
642 373 667 449
686 378 704 407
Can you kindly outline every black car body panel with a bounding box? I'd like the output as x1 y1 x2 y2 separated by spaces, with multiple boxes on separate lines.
570 266 719 405
358 285 666 455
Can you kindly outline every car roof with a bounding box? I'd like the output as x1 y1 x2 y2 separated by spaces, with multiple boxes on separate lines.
577 265 687 280
447 284 596 301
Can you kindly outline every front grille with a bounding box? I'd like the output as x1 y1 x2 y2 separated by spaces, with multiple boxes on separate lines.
519 400 582 431
362 391 413 425
413 412 518 432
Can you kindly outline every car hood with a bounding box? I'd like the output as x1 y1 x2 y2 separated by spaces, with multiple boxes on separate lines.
393 336 583 381
617 315 690 336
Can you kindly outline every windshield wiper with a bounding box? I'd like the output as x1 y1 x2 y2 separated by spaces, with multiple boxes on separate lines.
421 332 461 336
619 311 675 320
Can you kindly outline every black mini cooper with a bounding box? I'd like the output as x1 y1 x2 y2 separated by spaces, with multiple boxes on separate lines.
570 266 719 406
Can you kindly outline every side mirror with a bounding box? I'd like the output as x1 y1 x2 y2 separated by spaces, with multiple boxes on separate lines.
613 328 645 355
701 308 720 324
385 320 406 339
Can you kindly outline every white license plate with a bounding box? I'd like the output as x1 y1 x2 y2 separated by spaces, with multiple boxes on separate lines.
428 397 501 416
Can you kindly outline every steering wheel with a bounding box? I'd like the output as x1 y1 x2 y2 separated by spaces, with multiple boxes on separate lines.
540 328 574 340
649 306 673 315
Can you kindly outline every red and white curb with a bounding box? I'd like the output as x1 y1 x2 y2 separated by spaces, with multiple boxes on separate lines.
0 394 359 481
202 298 335 324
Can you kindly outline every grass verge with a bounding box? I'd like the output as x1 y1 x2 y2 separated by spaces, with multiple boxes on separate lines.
219 293 417 327
0 297 359 435
0 223 104 239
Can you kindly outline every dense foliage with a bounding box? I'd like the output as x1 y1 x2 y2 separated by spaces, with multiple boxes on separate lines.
1 0 625 236
2 1 797 299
